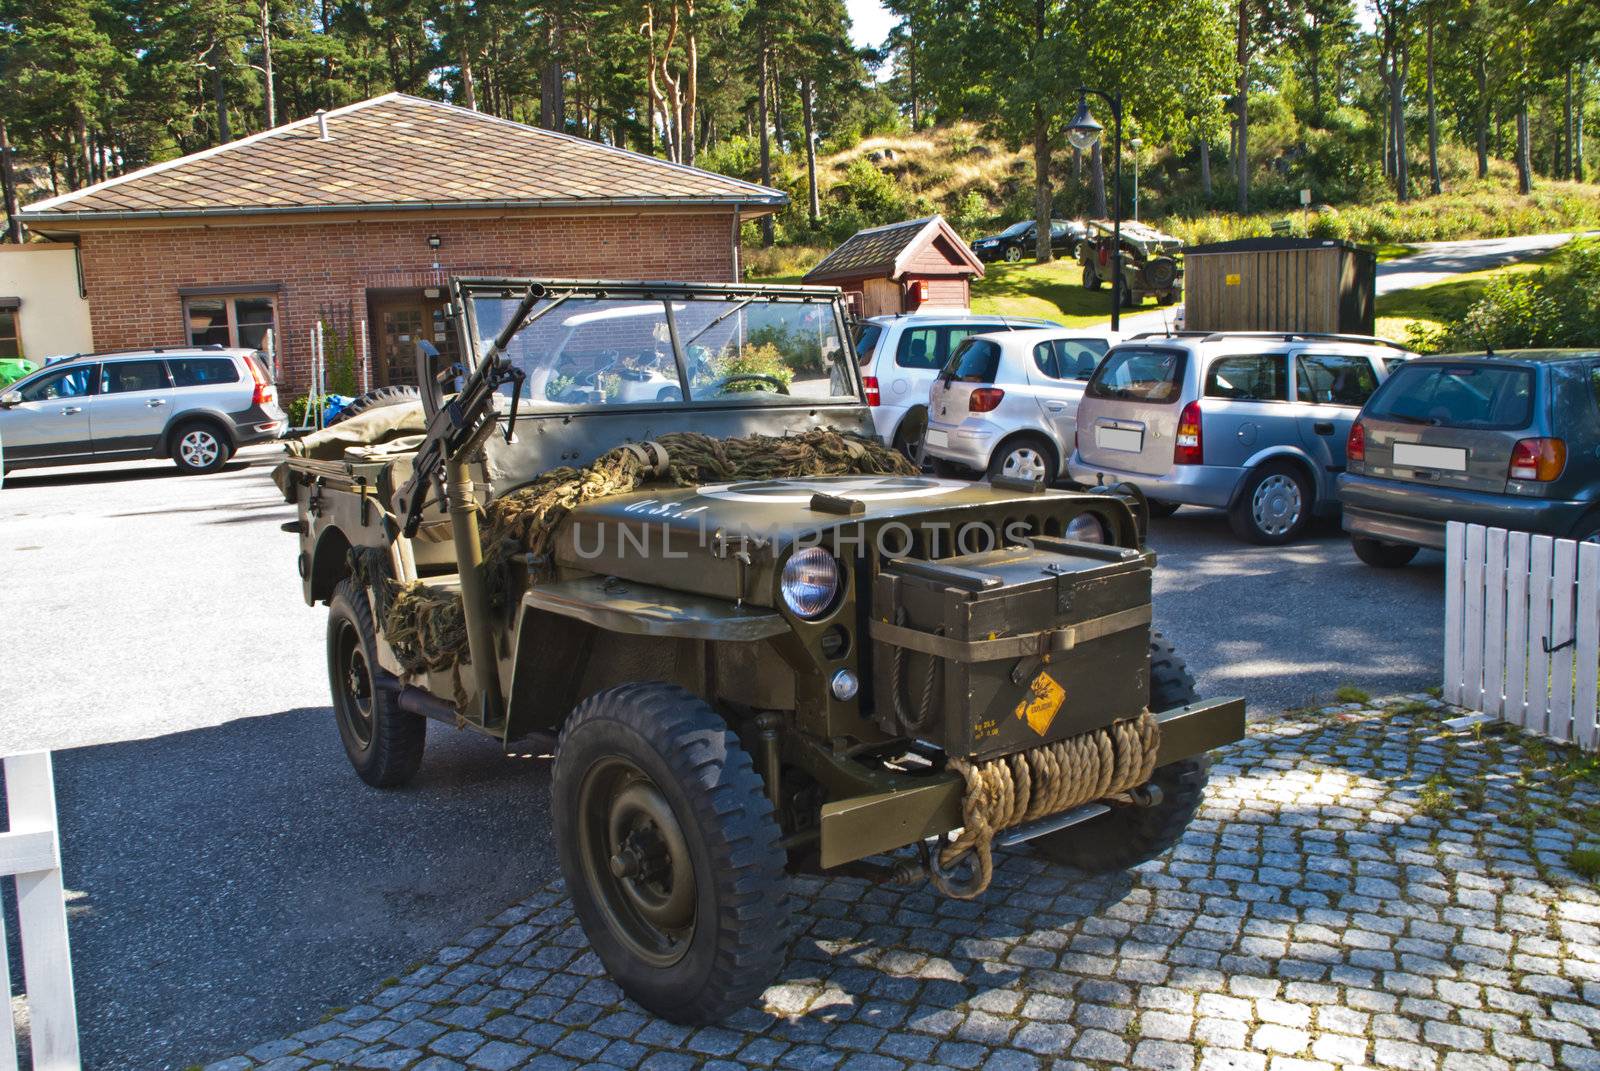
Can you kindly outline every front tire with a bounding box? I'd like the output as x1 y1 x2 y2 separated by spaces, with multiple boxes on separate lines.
1031 631 1208 873
1351 536 1419 568
327 579 425 787
552 683 791 1024
1229 462 1312 544
1003 245 1023 263
171 421 232 474
1083 266 1102 291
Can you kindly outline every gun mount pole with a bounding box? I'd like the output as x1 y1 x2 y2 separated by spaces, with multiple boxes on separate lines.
447 454 503 722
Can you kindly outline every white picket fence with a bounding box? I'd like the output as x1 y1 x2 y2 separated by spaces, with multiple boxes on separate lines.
2 752 80 1070
1445 521 1600 750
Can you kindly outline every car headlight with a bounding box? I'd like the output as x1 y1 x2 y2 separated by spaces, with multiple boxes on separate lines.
1066 513 1108 544
781 548 840 618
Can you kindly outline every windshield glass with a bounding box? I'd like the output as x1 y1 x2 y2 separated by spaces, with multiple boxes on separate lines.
1366 362 1534 430
469 292 855 409
1085 346 1186 404
998 221 1032 238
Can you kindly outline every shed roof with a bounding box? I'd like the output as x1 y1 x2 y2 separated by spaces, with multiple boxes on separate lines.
803 215 984 284
19 93 785 226
1184 237 1373 256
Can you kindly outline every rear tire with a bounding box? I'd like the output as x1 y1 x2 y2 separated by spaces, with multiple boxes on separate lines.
1229 462 1312 544
987 434 1057 485
892 409 927 462
552 683 791 1024
171 420 232 474
1351 537 1419 568
1030 631 1208 873
327 579 425 787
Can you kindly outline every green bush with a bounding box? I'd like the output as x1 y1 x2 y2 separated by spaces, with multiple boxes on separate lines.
1423 237 1600 352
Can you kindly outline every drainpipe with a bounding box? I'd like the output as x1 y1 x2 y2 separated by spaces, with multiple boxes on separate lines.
730 207 741 281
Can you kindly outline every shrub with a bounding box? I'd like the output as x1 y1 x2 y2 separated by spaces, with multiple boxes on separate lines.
1426 236 1600 352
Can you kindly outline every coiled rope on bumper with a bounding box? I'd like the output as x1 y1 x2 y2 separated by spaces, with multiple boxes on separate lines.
929 711 1161 899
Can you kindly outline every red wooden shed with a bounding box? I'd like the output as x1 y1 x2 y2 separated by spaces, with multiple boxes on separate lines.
803 215 984 316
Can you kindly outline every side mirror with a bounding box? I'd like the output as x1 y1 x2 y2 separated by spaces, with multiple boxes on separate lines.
0 391 20 408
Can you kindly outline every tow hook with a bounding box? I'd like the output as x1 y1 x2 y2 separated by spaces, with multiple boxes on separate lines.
1129 782 1165 808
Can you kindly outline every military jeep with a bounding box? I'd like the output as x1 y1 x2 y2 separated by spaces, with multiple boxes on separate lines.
276 278 1244 1024
1079 219 1184 307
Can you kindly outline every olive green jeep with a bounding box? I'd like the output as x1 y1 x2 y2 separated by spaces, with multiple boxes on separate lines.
275 278 1244 1024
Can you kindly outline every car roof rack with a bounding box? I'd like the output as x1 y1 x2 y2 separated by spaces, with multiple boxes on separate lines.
1127 330 1209 340
1195 331 1412 351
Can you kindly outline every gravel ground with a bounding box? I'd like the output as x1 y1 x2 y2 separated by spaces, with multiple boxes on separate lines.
1 448 1445 1067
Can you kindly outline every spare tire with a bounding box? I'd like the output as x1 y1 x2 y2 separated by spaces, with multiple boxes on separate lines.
332 385 421 424
1142 256 1178 290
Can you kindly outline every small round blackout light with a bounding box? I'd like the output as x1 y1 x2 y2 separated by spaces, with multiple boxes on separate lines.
830 669 860 701
1066 513 1108 544
781 547 840 619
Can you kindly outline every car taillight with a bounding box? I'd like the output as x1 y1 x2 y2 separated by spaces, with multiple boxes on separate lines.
1347 420 1366 463
969 387 1005 413
1173 401 1203 464
1509 437 1565 482
863 375 881 406
243 354 275 407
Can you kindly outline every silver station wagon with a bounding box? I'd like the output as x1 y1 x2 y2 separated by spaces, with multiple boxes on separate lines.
1067 332 1412 543
0 345 286 476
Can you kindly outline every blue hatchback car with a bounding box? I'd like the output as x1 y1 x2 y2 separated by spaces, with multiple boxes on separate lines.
1339 350 1600 566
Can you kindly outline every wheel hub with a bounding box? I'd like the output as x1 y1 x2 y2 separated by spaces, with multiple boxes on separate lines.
1252 474 1302 537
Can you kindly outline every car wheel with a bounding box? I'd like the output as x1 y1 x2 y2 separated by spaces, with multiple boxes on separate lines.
171 421 232 474
1229 462 1312 544
1146 500 1181 519
987 434 1057 485
552 683 791 1024
327 579 426 787
1082 266 1102 291
892 410 926 462
1030 630 1208 873
1003 245 1023 263
1351 537 1419 568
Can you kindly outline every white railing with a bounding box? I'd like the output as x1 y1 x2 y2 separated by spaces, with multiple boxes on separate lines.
2 752 80 1070
1445 521 1600 750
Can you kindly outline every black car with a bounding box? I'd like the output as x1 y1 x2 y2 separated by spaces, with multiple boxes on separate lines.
972 218 1086 263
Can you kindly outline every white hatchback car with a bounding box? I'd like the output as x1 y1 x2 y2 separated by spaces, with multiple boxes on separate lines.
854 311 1057 455
924 327 1123 482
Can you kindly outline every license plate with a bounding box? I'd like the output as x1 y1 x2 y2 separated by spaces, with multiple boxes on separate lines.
1095 425 1143 453
1394 442 1467 472
925 429 949 449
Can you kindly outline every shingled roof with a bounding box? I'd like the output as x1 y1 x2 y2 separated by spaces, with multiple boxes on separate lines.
803 215 983 284
19 93 786 225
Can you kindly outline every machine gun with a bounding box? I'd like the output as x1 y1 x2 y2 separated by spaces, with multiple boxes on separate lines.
393 284 544 538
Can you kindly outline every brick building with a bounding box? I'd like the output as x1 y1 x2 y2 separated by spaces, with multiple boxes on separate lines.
17 93 784 393
802 215 983 317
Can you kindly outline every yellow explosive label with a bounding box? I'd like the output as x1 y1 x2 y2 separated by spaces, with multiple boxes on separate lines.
1225 273 1242 286
1014 671 1066 736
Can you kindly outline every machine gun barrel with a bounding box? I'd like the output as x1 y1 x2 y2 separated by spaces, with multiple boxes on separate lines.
393 285 542 537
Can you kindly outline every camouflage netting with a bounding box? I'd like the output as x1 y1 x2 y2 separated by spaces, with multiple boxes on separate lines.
371 429 916 685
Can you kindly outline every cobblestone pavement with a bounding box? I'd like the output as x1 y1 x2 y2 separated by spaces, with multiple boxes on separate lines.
206 698 1600 1071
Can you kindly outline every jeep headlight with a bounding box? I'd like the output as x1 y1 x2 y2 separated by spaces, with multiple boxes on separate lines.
781 548 840 618
1066 513 1108 544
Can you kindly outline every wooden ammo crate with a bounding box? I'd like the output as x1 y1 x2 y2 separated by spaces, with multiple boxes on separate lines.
1183 237 1376 335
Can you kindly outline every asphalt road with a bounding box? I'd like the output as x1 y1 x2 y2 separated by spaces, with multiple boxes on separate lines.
1 446 1447 1068
1373 231 1592 293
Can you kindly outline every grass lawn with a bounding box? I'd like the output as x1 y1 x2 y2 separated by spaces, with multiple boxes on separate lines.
970 258 1144 327
1375 249 1558 343
1374 242 1420 262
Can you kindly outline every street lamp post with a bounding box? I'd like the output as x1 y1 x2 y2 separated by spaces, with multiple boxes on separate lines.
1067 89 1124 331
1129 137 1142 222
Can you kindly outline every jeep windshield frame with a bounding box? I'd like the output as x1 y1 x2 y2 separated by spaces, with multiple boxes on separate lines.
452 278 865 416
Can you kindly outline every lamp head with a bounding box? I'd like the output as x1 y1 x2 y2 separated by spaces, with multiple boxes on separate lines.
1066 98 1103 152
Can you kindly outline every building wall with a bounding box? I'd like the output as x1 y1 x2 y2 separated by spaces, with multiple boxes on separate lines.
0 245 94 359
76 210 738 392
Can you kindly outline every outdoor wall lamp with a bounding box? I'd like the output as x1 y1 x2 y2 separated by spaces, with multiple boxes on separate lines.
427 234 442 249
1066 88 1126 330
